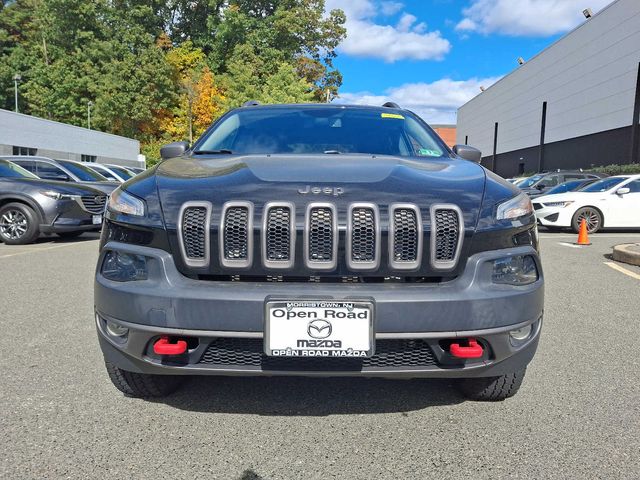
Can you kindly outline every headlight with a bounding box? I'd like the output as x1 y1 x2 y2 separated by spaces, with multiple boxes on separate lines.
107 188 145 216
40 190 78 200
492 255 538 285
101 251 148 282
543 201 574 208
496 193 533 220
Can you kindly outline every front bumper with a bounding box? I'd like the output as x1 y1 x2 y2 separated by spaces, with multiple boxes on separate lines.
533 204 573 227
95 241 544 378
38 196 103 233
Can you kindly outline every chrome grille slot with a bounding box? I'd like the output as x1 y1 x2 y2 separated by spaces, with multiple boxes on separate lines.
347 203 380 270
80 195 107 214
305 203 337 270
262 202 295 269
389 204 422 270
178 201 211 268
430 205 463 270
220 202 253 268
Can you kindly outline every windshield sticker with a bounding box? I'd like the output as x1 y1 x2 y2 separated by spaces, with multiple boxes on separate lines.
418 148 442 157
381 113 405 120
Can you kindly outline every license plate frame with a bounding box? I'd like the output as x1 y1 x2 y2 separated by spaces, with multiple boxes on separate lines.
264 299 375 358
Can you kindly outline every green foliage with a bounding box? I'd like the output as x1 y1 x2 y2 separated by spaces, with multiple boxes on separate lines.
588 164 640 175
0 0 345 160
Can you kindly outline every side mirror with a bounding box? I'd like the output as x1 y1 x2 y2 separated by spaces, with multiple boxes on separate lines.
452 144 482 163
536 184 547 190
160 141 189 160
616 187 630 195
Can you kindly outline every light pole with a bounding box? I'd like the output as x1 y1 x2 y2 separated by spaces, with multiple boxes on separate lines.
87 101 93 129
13 74 21 113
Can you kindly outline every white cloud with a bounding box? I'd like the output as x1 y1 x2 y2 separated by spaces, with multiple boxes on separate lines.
336 76 502 124
456 0 613 36
325 0 451 62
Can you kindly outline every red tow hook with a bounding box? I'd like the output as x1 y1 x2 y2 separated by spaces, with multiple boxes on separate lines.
153 336 187 355
450 338 484 359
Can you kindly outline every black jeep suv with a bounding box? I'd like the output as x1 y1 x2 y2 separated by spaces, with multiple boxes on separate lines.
95 103 544 401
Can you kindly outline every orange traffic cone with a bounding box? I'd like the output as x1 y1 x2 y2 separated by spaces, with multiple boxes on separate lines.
575 219 591 246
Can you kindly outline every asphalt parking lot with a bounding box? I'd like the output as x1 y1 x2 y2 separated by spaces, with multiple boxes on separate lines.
1 231 640 479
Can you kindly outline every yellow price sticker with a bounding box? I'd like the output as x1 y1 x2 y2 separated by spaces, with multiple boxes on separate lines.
381 113 405 120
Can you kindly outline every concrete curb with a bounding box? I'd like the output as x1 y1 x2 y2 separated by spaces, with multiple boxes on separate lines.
612 243 640 266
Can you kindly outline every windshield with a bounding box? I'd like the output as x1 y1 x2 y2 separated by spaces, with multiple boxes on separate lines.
90 165 119 181
579 177 626 192
57 160 107 181
517 175 543 188
546 180 585 195
107 165 134 180
0 159 39 179
194 106 447 157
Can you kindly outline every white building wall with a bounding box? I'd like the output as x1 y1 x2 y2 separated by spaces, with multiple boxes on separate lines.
456 0 640 157
0 109 142 167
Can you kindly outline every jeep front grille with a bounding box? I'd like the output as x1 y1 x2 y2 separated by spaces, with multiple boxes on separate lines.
80 195 107 214
305 204 337 270
177 201 464 273
178 202 211 268
430 205 463 270
389 204 422 270
220 202 253 268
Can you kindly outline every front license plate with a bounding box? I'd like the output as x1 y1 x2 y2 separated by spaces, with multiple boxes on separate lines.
265 300 374 357
92 215 103 225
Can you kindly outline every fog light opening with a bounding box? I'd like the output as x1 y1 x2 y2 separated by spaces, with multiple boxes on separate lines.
509 324 532 344
106 320 129 341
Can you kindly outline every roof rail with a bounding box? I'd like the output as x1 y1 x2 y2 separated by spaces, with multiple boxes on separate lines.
242 100 261 107
382 101 400 109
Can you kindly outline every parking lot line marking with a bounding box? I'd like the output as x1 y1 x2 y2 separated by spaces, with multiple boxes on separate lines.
558 242 582 248
604 262 640 281
0 241 95 259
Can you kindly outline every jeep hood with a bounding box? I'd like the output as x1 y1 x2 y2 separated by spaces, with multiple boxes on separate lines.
155 154 486 228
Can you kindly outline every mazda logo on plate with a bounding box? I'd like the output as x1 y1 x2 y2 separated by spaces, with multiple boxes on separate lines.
307 319 332 339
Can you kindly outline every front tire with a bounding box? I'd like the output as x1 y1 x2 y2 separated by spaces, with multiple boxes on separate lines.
572 207 602 234
105 361 184 398
457 369 526 401
0 203 40 245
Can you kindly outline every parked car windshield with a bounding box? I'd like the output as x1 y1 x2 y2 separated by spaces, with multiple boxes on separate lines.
517 175 544 188
545 180 589 195
57 160 107 181
108 165 134 180
89 166 119 181
0 159 39 179
194 106 447 157
579 177 626 192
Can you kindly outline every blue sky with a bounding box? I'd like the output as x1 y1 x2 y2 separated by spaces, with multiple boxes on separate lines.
328 0 613 123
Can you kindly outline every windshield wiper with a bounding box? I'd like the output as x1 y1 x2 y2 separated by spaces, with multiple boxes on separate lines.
193 149 234 154
323 150 341 154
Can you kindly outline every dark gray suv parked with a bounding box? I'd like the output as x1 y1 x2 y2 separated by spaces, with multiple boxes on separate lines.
518 171 606 197
95 103 544 402
3 156 119 195
0 159 107 244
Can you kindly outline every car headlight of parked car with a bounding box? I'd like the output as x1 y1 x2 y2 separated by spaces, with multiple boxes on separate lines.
492 255 538 285
40 190 79 200
542 201 574 208
496 193 533 220
107 188 145 216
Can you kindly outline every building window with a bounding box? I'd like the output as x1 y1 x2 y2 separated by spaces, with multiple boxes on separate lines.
12 146 37 156
81 154 97 163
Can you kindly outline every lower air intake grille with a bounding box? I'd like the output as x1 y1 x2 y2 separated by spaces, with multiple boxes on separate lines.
198 338 438 370
223 206 250 261
265 206 292 262
433 209 460 262
80 195 107 214
182 206 208 259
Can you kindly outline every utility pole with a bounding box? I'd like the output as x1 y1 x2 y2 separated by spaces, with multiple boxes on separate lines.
13 74 21 113
87 101 93 129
